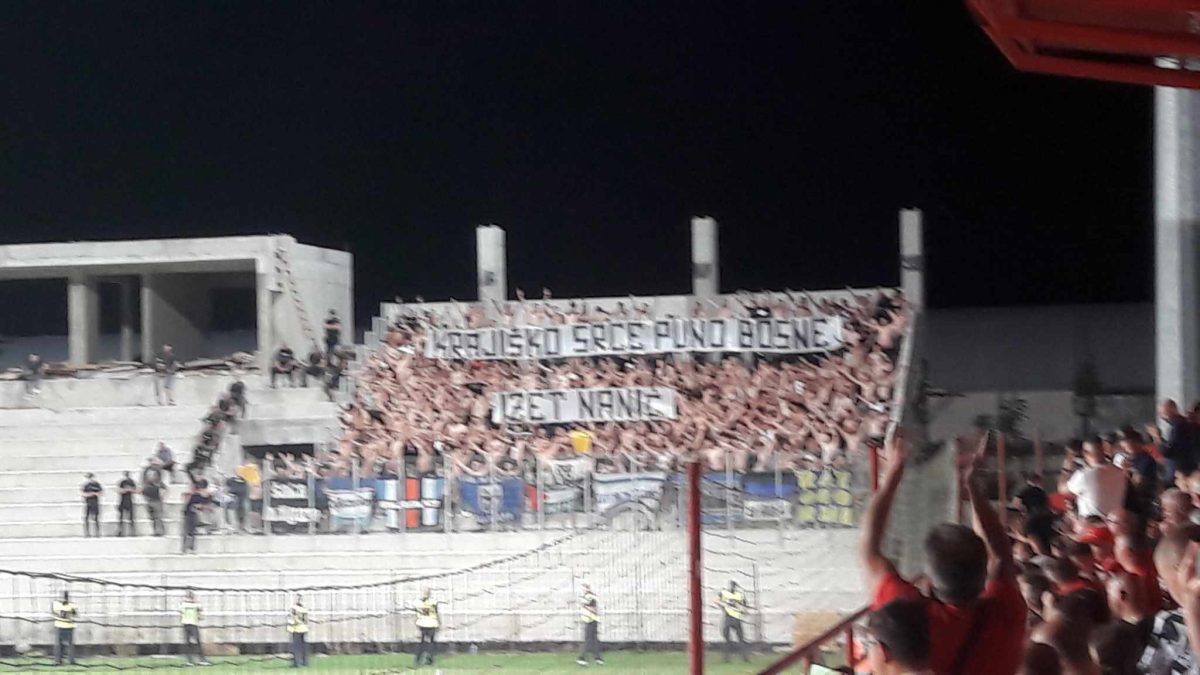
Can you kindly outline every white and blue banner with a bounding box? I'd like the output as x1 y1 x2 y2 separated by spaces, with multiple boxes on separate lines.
426 316 843 360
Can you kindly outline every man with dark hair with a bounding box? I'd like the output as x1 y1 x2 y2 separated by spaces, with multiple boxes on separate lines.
303 344 325 388
116 471 136 536
860 432 1026 675
51 591 77 666
866 598 931 675
323 309 342 355
1066 438 1127 518
81 473 102 537
1147 398 1198 483
271 344 298 388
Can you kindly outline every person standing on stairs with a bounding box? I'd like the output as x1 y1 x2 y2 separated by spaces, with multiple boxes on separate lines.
117 471 137 536
81 473 102 537
323 309 342 355
154 344 178 405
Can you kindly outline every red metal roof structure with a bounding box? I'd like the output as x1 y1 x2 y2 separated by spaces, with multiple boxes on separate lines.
968 0 1200 88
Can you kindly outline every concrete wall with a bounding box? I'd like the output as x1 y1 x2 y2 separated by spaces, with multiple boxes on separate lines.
924 303 1154 394
926 390 1156 444
142 273 214 361
0 331 256 369
263 239 353 358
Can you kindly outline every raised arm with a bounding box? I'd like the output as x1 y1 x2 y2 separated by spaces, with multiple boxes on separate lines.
963 433 1016 581
859 432 906 589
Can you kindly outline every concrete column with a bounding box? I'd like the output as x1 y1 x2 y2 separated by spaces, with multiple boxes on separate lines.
67 273 99 365
256 271 276 371
476 225 507 308
1156 85 1200 406
690 216 719 298
899 208 926 309
119 277 135 361
141 275 155 364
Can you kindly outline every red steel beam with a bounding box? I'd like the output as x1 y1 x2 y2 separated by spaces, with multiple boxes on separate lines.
688 459 704 675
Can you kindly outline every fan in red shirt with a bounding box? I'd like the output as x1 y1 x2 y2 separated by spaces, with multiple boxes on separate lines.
861 432 1027 675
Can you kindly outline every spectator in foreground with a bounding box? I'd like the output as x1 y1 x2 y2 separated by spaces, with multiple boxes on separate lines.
860 432 1026 675
1142 531 1200 674
1065 439 1127 519
866 598 931 675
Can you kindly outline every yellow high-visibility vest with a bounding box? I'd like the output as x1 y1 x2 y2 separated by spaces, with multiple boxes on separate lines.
581 591 599 623
288 605 308 634
52 602 77 629
415 599 439 629
181 601 201 626
719 590 746 621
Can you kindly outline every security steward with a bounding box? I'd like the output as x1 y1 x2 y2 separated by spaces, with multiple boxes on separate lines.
414 589 439 666
576 584 603 666
181 591 210 666
52 591 78 666
288 594 309 667
717 580 750 662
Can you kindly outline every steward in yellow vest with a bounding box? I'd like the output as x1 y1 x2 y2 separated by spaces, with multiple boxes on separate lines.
717 581 750 662
577 585 603 665
288 595 309 667
414 590 439 666
51 592 77 666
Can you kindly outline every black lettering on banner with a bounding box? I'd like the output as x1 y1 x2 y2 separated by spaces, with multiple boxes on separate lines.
448 332 465 359
597 389 614 420
613 388 635 420
628 321 645 351
544 327 562 357
644 389 663 418
465 331 481 359
754 320 773 350
525 328 543 358
505 392 526 422
609 321 627 352
688 319 706 349
671 319 689 350
773 319 791 350
709 319 726 350
479 329 497 358
591 323 608 354
653 320 671 352
548 390 569 423
811 317 831 350
793 318 812 351
572 324 590 356
578 389 596 419
505 329 525 359
528 392 547 422
737 319 755 349
432 331 449 358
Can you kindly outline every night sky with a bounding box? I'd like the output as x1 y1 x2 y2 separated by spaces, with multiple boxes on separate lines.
0 2 1152 331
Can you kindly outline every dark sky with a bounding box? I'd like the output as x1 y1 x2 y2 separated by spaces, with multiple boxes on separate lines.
0 1 1152 330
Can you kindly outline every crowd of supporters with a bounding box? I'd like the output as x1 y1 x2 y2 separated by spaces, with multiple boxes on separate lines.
860 401 1200 675
335 289 908 483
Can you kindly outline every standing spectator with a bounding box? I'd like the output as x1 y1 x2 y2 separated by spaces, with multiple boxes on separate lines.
81 473 102 537
1065 439 1127 518
142 469 166 537
271 344 298 388
51 591 77 666
324 349 344 401
1119 429 1159 517
323 309 342 355
116 471 136 537
865 599 931 675
180 591 210 666
224 472 248 532
229 380 248 417
1147 399 1198 485
156 442 177 484
861 433 1026 675
23 352 43 397
154 344 178 406
181 483 208 554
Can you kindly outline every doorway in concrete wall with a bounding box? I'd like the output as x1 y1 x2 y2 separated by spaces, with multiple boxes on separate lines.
0 279 67 368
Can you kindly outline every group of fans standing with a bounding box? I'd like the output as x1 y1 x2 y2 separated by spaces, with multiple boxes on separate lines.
857 399 1200 675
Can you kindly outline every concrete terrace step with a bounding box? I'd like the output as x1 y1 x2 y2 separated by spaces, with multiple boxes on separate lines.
0 405 210 426
0 519 184 539
1 451 190 471
0 500 185 522
0 484 191 504
0 469 184 488
0 423 206 441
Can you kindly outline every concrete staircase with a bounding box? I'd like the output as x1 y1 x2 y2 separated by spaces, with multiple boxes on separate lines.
0 374 339 539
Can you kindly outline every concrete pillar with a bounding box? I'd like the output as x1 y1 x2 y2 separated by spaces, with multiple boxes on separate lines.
67 273 99 365
256 271 276 371
119 277 135 361
1155 85 1200 406
476 225 507 308
899 208 925 309
690 216 719 298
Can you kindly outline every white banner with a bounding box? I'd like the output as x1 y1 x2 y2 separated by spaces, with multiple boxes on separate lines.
593 471 668 515
327 488 374 521
426 316 843 360
264 505 321 524
492 387 676 425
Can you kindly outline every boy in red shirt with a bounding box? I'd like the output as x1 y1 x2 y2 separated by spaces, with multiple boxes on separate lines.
861 432 1027 675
